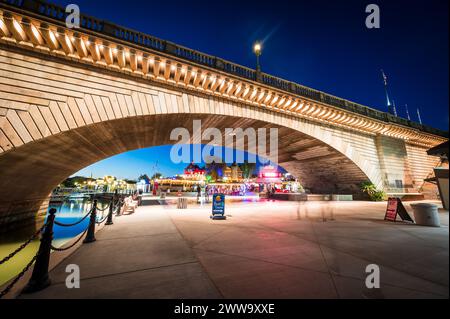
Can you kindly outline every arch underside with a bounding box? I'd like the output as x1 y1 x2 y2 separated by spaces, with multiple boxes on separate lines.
0 47 383 232
0 113 370 231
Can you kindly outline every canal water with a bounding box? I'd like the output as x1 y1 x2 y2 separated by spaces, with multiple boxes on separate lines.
0 198 109 287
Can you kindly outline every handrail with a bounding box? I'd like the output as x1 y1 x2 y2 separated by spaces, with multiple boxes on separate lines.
0 0 447 138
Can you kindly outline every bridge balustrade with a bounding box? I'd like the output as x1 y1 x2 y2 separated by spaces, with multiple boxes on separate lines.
290 83 322 101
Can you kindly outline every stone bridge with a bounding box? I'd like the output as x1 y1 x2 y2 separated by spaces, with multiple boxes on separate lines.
0 0 447 231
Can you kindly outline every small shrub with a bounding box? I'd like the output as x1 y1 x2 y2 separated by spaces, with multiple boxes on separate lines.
361 181 386 202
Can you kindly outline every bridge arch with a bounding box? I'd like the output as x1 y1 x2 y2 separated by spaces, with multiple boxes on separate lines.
0 108 378 191
0 81 380 231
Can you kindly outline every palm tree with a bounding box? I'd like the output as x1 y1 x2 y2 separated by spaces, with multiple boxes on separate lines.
151 172 162 180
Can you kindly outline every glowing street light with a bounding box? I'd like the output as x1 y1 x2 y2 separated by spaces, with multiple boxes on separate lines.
254 42 262 56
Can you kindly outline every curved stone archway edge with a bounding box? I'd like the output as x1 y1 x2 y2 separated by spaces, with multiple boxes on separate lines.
0 48 384 180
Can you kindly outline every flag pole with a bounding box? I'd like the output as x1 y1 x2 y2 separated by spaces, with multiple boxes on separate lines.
405 104 411 121
392 100 398 117
381 69 393 115
417 108 423 125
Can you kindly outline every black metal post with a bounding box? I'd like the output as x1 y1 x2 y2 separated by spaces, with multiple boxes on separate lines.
22 208 56 294
116 196 123 216
105 198 114 225
255 52 262 82
83 200 97 243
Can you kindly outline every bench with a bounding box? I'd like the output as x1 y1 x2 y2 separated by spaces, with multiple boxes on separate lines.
121 197 138 215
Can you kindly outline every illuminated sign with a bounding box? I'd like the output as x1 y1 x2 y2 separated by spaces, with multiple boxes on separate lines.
211 193 226 220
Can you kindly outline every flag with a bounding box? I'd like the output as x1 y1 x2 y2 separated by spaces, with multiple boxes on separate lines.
417 108 423 125
381 69 388 86
381 69 391 109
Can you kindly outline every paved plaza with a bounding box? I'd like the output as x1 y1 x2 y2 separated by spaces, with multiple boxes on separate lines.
21 199 449 299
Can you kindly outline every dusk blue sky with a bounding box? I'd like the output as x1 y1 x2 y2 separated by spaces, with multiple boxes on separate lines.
61 0 448 179
75 145 282 180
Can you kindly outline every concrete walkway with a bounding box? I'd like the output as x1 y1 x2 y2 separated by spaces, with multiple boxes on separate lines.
20 205 221 298
21 200 449 299
168 200 449 299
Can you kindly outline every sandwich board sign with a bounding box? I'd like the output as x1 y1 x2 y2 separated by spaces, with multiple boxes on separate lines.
384 197 414 223
211 193 226 220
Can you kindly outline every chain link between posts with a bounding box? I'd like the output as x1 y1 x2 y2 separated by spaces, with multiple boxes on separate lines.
50 228 89 252
96 213 109 225
0 194 125 298
53 207 93 227
95 202 111 212
0 221 48 265
0 252 38 298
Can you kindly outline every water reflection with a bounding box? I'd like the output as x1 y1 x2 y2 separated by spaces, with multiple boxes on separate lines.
0 198 107 286
49 199 93 244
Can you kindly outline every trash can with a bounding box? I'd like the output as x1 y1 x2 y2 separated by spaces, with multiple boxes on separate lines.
177 197 187 209
160 191 166 200
410 203 440 227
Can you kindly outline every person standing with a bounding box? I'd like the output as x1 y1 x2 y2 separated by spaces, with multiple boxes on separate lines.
205 185 210 202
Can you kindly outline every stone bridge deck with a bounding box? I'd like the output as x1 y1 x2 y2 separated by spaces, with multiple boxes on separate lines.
19 199 449 299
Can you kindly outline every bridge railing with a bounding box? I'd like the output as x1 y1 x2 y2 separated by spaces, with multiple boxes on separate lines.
261 73 291 92
0 190 140 298
0 0 447 138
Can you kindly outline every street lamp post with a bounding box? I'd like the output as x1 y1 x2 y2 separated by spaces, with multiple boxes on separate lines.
253 42 262 81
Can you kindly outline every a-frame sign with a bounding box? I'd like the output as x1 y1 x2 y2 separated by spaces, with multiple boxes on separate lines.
384 197 415 223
